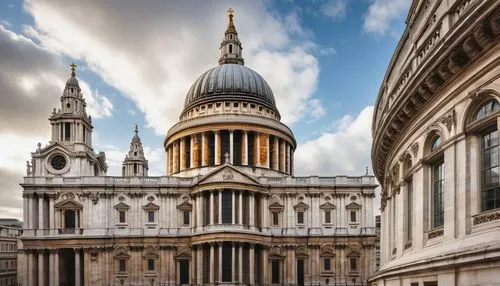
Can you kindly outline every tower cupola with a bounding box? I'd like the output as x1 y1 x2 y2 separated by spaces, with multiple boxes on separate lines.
218 8 244 65
122 125 149 177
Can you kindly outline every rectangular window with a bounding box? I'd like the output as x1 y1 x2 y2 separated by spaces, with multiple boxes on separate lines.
82 127 86 143
325 210 331 223
324 258 331 271
148 211 155 223
64 122 71 141
272 212 279 226
119 211 126 223
432 160 444 228
350 211 357 222
350 258 357 271
271 260 280 284
407 177 413 241
183 210 190 225
222 244 232 282
119 259 126 272
147 259 155 271
297 211 304 224
222 191 232 224
481 129 500 211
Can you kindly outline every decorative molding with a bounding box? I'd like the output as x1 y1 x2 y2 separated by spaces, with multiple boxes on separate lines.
404 241 413 250
439 110 456 132
427 228 444 239
473 210 500 225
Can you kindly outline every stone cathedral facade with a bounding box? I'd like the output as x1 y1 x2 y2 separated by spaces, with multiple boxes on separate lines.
19 10 377 286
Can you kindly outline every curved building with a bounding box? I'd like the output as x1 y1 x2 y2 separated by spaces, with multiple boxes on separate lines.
19 10 377 286
370 1 500 285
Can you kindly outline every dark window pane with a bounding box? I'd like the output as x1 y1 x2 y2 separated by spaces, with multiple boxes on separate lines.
222 191 232 224
325 210 331 223
119 259 126 272
272 260 280 283
183 211 190 225
297 211 304 224
324 258 331 271
119 211 126 223
148 259 155 271
273 212 279 226
350 258 357 271
222 244 232 282
351 211 356 222
148 211 155 223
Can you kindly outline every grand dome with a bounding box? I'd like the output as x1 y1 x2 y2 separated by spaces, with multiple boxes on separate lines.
182 63 279 116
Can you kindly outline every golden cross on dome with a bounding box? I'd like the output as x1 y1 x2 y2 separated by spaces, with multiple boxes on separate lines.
70 63 77 76
227 8 234 15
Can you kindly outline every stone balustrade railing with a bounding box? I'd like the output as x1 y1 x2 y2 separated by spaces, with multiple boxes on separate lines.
23 175 377 188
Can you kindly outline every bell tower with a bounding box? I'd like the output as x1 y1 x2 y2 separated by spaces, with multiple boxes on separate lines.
218 8 244 65
122 125 149 177
49 63 93 152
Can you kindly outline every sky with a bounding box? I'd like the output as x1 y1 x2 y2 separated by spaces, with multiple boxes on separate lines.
0 0 410 219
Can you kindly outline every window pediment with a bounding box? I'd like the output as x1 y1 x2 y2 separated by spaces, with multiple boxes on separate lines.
320 202 336 210
293 201 309 211
142 202 159 210
320 245 335 257
345 202 361 210
295 245 309 258
54 199 83 210
347 251 360 258
269 202 284 211
177 201 192 211
269 246 284 259
114 246 130 259
114 202 130 210
174 246 191 259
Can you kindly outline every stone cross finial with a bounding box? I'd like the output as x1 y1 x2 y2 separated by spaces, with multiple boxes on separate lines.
70 63 77 76
134 124 138 135
227 8 234 16
365 167 369 175
224 152 230 164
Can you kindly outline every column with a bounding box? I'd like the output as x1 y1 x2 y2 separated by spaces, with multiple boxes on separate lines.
38 196 44 230
27 252 33 286
280 140 286 172
254 132 260 167
38 251 44 286
249 244 255 285
273 137 279 170
173 140 180 173
197 194 203 230
53 249 59 286
215 131 221 165
231 243 236 282
260 133 269 168
238 244 243 283
209 244 215 284
232 192 236 224
49 197 55 234
218 191 222 224
210 192 215 225
202 132 209 167
190 136 195 168
75 249 81 286
249 193 255 228
229 130 234 164
166 148 170 175
23 196 28 230
197 246 203 284
239 192 243 225
262 196 269 228
285 144 290 173
242 131 248 165
262 247 269 284
218 243 223 282
180 137 186 170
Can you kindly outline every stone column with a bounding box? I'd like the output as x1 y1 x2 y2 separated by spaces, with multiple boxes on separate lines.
262 247 269 284
173 140 180 173
210 191 215 225
231 243 236 282
218 243 223 283
215 131 221 165
27 252 33 286
202 132 209 167
249 193 255 228
262 196 269 228
180 137 186 171
23 195 28 229
229 130 234 164
218 191 223 224
38 251 44 286
249 244 255 284
75 249 81 286
286 144 291 174
38 196 44 230
197 194 203 230
273 137 279 170
53 249 59 286
260 133 269 168
242 130 248 165
232 191 236 224
166 148 170 175
192 135 199 168
49 197 55 234
209 244 215 284
239 192 243 225
254 132 260 167
197 246 203 285
238 244 243 283
279 140 285 172
190 136 195 168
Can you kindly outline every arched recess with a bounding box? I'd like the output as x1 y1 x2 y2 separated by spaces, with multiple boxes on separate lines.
461 88 500 132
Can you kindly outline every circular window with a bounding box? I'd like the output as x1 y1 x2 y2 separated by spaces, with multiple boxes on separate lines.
66 103 71 109
50 155 67 170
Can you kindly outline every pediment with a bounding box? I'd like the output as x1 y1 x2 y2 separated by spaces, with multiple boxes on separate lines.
114 202 130 210
54 200 83 210
35 142 72 157
293 201 309 210
320 245 335 257
269 202 284 211
177 200 193 211
320 202 336 210
346 202 362 210
194 165 261 187
142 202 159 210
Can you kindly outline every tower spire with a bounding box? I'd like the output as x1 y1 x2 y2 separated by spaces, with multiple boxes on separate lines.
218 8 244 65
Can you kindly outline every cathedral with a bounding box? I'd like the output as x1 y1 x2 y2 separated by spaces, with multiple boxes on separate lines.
19 10 376 286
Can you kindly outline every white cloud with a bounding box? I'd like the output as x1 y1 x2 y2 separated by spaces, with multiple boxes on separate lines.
23 0 320 134
321 0 348 21
308 98 326 120
319 47 337 56
294 106 374 176
363 0 410 35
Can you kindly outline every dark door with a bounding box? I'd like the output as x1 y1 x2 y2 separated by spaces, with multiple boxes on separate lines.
297 259 304 286
64 210 76 229
179 260 189 285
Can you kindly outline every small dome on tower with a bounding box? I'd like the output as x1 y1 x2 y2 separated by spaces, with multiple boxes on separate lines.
65 63 81 90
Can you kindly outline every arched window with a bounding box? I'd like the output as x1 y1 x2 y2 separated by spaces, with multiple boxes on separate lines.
426 133 444 229
472 100 500 211
229 44 233 54
430 136 441 152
